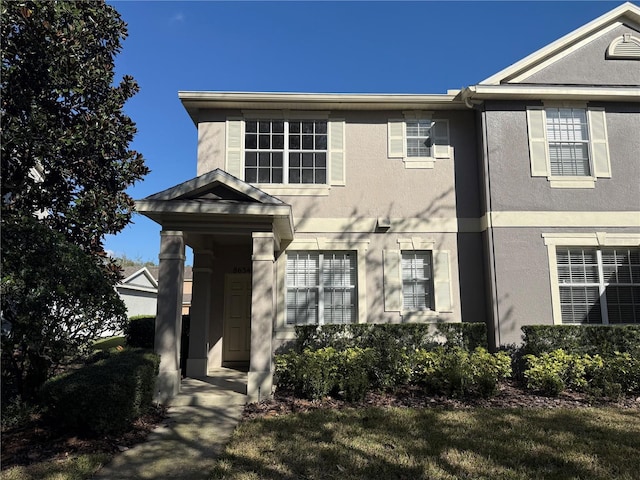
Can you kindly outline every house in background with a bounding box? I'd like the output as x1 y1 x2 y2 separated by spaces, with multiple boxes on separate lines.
116 266 193 318
136 3 640 402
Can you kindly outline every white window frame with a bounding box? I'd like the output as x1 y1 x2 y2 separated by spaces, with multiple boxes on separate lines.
285 251 356 326
388 111 451 169
543 233 640 325
244 118 328 185
275 238 369 339
401 251 435 311
526 103 611 189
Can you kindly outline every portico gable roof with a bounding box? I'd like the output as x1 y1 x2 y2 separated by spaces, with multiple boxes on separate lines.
136 169 294 242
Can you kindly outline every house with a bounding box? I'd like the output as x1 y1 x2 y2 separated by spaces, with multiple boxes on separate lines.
116 266 193 318
136 3 640 402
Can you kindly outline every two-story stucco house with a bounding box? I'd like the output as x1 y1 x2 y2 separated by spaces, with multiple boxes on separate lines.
137 3 640 402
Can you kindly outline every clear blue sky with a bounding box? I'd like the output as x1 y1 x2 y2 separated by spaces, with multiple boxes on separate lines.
104 0 632 265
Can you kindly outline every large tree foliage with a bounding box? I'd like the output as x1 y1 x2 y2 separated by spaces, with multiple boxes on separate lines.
1 1 148 399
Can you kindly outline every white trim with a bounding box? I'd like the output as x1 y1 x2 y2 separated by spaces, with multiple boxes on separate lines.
275 238 370 333
607 33 640 58
463 84 640 102
254 185 331 196
488 211 640 228
548 177 597 189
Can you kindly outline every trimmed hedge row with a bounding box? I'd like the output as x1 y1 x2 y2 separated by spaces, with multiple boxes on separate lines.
275 346 510 401
41 349 160 435
521 325 640 356
294 322 487 352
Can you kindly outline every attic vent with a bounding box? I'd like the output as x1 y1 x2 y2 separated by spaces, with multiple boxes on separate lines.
606 33 640 59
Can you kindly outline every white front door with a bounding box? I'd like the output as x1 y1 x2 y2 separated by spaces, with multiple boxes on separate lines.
222 274 251 364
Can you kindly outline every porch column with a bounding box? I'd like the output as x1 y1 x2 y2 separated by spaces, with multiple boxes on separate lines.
186 249 214 377
248 232 275 402
155 230 185 403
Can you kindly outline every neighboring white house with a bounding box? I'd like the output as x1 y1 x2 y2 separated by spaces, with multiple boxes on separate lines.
116 266 193 318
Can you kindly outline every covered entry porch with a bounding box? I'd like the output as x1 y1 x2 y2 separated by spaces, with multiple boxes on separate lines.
136 170 294 403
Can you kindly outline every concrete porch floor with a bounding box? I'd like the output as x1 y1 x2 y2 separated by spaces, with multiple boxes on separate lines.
93 368 247 480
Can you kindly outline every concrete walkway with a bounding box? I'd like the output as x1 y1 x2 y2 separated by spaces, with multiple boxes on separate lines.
93 368 247 480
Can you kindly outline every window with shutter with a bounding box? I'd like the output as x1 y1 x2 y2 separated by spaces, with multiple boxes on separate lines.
401 251 434 310
526 105 611 187
286 251 356 325
556 247 640 324
387 115 450 169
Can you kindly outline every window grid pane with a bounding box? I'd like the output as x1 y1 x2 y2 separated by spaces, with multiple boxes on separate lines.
244 119 327 185
401 251 433 310
557 247 640 325
406 120 432 157
546 108 591 176
286 251 356 325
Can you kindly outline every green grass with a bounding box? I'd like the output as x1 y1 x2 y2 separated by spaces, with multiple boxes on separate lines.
210 407 640 480
0 454 111 480
91 336 125 351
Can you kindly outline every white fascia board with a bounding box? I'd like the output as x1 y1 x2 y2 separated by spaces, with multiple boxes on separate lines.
463 85 640 103
117 284 158 295
480 2 640 85
178 91 466 118
136 199 292 217
121 267 159 289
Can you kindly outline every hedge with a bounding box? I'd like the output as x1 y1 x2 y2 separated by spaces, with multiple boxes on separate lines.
275 346 510 401
41 349 160 435
293 322 487 352
521 325 640 357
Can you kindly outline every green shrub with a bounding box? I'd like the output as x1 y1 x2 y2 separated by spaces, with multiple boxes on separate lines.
523 349 594 396
586 352 640 399
41 349 160 435
412 347 511 398
521 325 640 357
125 316 155 349
436 323 488 350
336 348 375 402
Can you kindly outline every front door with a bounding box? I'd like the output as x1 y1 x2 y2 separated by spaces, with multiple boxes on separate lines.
222 274 251 365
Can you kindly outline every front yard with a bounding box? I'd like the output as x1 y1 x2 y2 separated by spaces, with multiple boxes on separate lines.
211 406 640 480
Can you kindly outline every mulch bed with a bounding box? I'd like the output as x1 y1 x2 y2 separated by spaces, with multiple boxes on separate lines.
1 404 167 469
243 381 640 419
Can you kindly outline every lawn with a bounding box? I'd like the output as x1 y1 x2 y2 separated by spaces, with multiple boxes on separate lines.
211 407 640 480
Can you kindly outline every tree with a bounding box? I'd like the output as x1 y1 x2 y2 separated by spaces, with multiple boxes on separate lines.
1 1 149 400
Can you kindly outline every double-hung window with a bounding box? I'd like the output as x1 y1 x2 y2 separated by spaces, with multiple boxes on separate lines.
526 105 611 187
556 247 640 324
401 251 434 310
286 251 356 325
244 120 327 184
546 108 590 176
388 114 451 169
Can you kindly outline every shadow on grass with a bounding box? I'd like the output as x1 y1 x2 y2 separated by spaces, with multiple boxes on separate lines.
210 407 640 480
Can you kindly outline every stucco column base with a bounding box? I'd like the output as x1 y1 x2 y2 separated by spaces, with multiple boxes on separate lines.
186 358 208 377
247 371 273 402
155 369 181 404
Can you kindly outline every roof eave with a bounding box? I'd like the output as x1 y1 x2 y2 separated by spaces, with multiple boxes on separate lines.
462 85 640 103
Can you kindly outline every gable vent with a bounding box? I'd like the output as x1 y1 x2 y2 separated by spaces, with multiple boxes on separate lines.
607 34 640 59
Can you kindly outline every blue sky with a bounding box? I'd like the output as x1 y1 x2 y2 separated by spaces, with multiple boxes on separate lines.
104 1 631 265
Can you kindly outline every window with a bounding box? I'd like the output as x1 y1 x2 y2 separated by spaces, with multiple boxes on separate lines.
556 247 640 324
401 251 434 310
405 120 433 157
546 108 590 176
286 251 356 325
388 115 450 169
244 120 327 184
526 105 611 187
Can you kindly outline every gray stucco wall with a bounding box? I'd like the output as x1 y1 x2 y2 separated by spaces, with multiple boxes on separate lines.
117 288 158 318
521 24 640 86
483 101 640 212
490 226 640 346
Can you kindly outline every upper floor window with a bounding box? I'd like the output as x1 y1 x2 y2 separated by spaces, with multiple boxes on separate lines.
245 120 327 184
556 247 639 324
526 105 611 188
388 113 451 169
546 108 590 176
225 115 345 192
